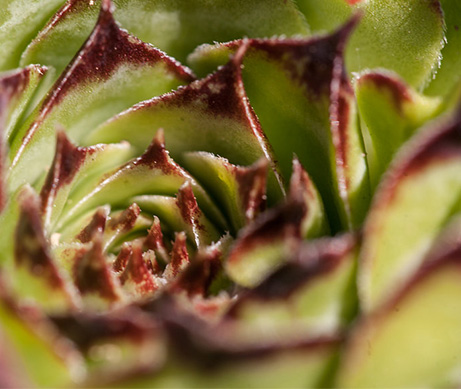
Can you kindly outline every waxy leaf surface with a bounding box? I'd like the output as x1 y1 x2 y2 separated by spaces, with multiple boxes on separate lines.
8 1 194 193
359 113 461 311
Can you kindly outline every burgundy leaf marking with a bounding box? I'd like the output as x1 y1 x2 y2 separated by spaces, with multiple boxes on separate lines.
15 188 70 293
245 16 358 99
164 315 340 369
73 235 121 302
143 250 162 276
120 242 160 295
113 242 132 273
77 207 108 243
13 0 194 168
107 203 141 234
119 44 282 189
289 157 316 201
289 157 327 236
43 0 193 107
144 216 169 264
50 309 159 353
171 244 222 297
0 66 45 211
40 131 89 217
164 232 189 280
329 16 361 215
165 46 255 122
235 158 268 223
176 181 204 247
227 190 306 266
134 129 183 176
230 234 356 306
356 72 412 114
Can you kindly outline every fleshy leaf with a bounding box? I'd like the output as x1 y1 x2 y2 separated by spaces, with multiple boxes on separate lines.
164 232 190 281
13 186 79 312
0 66 48 212
132 191 221 250
50 309 165 377
190 19 370 231
0 65 47 141
228 234 357 341
0 0 65 71
356 70 443 189
0 279 85 386
425 0 461 96
40 131 134 233
290 157 329 238
346 0 445 88
359 112 461 311
144 216 169 264
295 0 353 33
225 195 305 288
120 242 162 298
225 160 329 288
171 243 223 299
85 46 284 205
338 242 461 387
53 131 226 239
145 316 341 389
182 153 268 234
73 233 124 308
8 0 194 193
21 0 310 74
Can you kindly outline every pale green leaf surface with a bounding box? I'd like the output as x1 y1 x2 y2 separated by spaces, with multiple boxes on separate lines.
133 194 221 249
8 3 193 194
0 65 47 142
339 258 461 387
0 0 65 71
356 70 443 190
295 0 353 33
21 0 310 76
425 0 461 96
0 305 81 387
359 114 461 311
346 0 445 88
190 29 370 231
230 237 357 342
86 57 284 206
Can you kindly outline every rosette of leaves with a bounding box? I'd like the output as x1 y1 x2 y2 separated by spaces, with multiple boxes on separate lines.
1 0 461 387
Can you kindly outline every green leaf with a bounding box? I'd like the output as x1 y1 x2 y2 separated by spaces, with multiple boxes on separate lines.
355 70 443 189
359 113 461 311
425 0 461 96
8 0 194 193
346 0 445 88
40 131 134 234
54 131 226 243
0 276 85 387
295 0 353 33
190 21 370 231
338 246 461 387
182 153 268 234
0 0 65 71
0 65 47 141
133 183 222 249
12 186 80 312
225 159 328 288
228 235 357 341
86 51 284 206
21 0 310 74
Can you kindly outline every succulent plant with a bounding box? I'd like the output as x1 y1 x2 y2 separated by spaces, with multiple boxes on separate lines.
1 0 461 387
